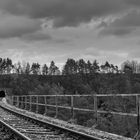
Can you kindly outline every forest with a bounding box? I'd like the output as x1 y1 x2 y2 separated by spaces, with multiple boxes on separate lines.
0 57 140 138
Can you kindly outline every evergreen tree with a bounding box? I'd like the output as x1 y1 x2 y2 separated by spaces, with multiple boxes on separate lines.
31 63 40 75
86 60 92 73
62 58 77 75
6 58 13 74
25 62 31 74
92 60 100 73
77 59 86 74
48 61 59 75
1 59 7 74
101 61 111 73
0 58 3 74
42 64 48 75
14 62 22 74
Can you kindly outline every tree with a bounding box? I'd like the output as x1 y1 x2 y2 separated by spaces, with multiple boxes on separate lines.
14 62 22 74
131 60 138 73
114 65 119 73
42 64 48 75
101 61 111 73
1 59 7 74
25 62 31 74
92 60 100 73
121 60 133 74
77 59 86 74
121 60 140 74
62 58 77 75
0 58 3 74
6 58 13 74
86 60 92 73
31 63 40 75
48 61 59 75
123 64 133 74
0 58 13 74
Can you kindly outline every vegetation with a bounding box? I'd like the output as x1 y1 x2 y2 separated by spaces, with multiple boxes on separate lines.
0 57 140 138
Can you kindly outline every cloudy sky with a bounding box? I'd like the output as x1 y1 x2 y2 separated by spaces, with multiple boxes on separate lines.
0 0 140 68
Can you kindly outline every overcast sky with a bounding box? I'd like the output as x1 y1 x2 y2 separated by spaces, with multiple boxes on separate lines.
0 0 140 68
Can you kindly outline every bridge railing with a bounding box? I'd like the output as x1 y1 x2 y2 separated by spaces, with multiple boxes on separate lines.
6 94 140 136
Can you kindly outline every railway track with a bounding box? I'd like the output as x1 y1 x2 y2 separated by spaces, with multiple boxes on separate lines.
0 105 101 140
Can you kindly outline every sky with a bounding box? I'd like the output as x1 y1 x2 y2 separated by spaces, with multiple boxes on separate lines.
0 0 140 68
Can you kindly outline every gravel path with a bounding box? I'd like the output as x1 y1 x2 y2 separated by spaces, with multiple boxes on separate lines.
0 127 16 140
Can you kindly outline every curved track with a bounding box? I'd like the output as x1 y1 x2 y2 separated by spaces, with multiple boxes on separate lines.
0 104 101 140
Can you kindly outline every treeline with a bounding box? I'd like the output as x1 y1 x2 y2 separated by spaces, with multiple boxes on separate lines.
0 57 140 96
0 57 140 75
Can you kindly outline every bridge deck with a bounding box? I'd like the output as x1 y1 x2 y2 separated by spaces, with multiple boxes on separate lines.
0 98 133 140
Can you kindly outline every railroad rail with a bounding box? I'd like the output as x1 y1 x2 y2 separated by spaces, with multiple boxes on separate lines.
0 98 133 140
4 94 139 139
0 102 106 140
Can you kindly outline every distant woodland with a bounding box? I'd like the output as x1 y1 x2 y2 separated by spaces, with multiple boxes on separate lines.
0 57 139 95
0 57 140 138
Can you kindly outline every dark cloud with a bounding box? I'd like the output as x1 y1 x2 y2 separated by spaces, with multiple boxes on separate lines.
53 38 71 44
0 0 127 27
0 15 41 38
100 27 135 36
21 32 52 41
111 11 140 27
0 0 140 38
125 0 140 6
97 21 108 29
99 11 140 36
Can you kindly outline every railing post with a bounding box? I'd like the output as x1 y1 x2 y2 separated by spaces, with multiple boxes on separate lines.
21 96 24 109
18 96 20 108
70 95 74 123
36 96 39 114
25 96 28 110
134 95 140 139
9 96 10 105
93 94 98 128
6 95 9 104
23 96 25 109
12 96 14 105
9 96 11 103
20 96 22 108
21 96 23 108
16 96 19 107
29 96 32 111
44 96 47 116
13 96 15 106
19 96 21 108
5 95 8 104
55 95 58 118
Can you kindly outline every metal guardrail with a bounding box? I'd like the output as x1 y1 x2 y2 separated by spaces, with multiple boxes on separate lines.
6 94 140 138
